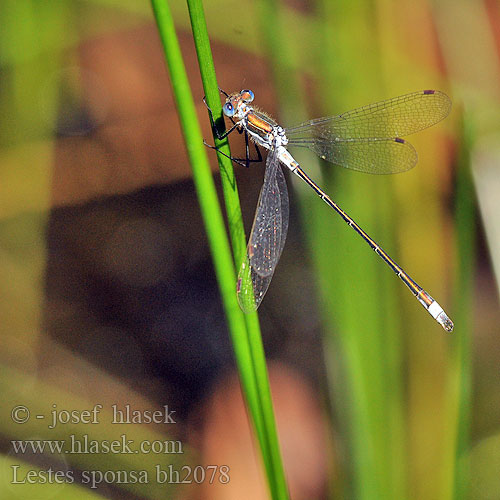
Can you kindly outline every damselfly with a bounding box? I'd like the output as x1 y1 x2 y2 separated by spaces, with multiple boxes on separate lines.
204 89 453 332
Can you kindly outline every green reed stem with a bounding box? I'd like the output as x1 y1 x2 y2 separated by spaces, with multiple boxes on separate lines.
150 1 289 498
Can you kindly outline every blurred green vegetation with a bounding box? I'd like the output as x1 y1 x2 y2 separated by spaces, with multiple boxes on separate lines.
1 0 499 499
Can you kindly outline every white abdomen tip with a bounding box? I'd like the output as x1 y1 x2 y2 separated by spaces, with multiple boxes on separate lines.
428 300 454 332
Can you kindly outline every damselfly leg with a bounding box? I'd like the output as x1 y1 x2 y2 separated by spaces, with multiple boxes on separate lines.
203 94 262 168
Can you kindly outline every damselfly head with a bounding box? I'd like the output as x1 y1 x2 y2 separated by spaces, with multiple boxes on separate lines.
222 90 255 119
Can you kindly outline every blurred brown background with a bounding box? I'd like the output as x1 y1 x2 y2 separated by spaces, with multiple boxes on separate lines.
1 1 500 499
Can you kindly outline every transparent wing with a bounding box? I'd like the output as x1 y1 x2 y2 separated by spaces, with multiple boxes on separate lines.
237 148 289 313
288 137 418 174
285 90 451 140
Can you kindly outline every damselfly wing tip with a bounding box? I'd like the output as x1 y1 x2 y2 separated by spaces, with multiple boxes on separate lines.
237 291 258 314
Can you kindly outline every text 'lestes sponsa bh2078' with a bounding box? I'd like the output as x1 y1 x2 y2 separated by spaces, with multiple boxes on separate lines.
204 89 453 332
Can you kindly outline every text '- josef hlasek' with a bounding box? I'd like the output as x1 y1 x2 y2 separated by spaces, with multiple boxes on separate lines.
16 404 177 429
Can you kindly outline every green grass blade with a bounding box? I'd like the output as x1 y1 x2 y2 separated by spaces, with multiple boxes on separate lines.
149 2 289 499
185 2 289 498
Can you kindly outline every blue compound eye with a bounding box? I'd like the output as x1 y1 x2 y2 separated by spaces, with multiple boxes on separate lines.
241 89 254 102
223 102 235 117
